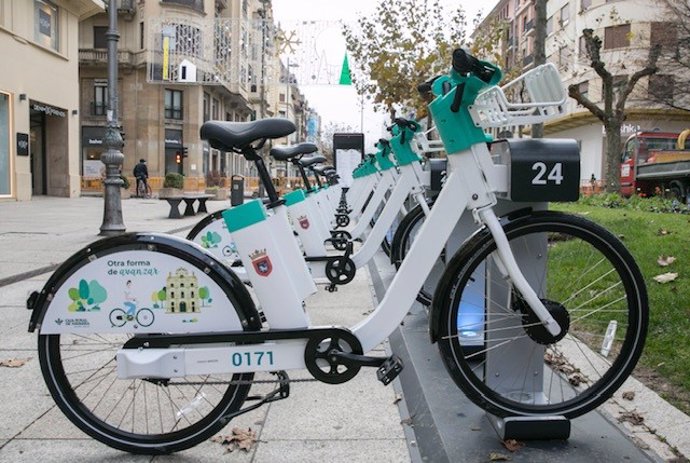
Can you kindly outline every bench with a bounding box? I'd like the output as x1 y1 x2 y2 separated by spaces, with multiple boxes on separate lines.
163 193 214 219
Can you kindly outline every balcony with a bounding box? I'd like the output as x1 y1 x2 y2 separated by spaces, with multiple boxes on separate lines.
79 49 141 67
161 0 205 14
522 54 534 66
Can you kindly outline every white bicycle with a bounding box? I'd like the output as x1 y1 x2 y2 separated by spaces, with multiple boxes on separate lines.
28 49 648 454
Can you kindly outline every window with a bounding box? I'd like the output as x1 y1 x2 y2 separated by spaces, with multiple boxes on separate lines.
279 93 285 103
165 89 183 119
651 22 677 49
579 35 588 57
93 81 108 116
560 4 569 24
546 16 553 35
604 24 631 49
93 26 107 49
0 93 10 196
203 92 210 122
34 0 59 51
648 74 674 100
140 22 145 50
212 98 220 120
558 46 569 70
172 24 202 57
581 0 591 11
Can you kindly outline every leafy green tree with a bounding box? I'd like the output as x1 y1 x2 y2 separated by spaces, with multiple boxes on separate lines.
199 286 210 307
343 0 469 119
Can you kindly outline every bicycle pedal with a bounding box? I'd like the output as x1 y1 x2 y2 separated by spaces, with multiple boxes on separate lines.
326 284 338 293
376 355 404 386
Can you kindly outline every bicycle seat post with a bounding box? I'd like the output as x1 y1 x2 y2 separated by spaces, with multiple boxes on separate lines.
243 145 282 207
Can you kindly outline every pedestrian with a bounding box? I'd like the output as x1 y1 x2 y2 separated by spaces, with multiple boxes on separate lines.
133 158 149 198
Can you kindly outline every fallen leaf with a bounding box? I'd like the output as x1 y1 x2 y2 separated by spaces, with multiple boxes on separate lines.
657 255 676 267
618 411 644 426
470 426 482 431
393 393 402 404
0 358 31 368
653 272 678 284
622 391 635 401
489 452 511 461
502 439 524 452
568 373 588 387
211 427 257 453
400 417 414 426
657 228 671 236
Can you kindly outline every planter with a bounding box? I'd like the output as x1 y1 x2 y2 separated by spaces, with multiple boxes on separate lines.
205 188 228 201
159 187 183 198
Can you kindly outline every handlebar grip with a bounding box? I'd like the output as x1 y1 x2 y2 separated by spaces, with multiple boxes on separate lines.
452 48 496 83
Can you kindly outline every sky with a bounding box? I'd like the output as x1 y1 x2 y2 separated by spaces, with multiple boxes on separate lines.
270 0 496 152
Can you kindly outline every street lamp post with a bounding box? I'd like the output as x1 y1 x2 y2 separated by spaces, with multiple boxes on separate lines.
99 0 126 236
285 58 298 179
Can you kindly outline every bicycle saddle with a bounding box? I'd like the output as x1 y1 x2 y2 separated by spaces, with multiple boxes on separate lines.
313 165 334 175
200 119 295 151
270 142 318 161
299 155 326 167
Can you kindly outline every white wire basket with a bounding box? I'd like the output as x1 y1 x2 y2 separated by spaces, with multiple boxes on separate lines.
468 63 567 129
414 126 446 155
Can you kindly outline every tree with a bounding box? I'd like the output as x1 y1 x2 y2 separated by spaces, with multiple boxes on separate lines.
319 121 356 160
342 0 469 120
568 29 661 192
531 0 547 139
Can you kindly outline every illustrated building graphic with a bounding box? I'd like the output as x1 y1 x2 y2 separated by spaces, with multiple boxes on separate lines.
166 268 200 313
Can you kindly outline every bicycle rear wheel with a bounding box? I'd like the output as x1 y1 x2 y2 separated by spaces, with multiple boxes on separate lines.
436 211 647 418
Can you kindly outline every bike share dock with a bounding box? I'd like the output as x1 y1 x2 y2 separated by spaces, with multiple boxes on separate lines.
367 205 662 463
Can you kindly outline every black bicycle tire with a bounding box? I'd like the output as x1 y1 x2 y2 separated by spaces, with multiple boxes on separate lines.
37 240 261 454
436 211 648 418
391 199 435 306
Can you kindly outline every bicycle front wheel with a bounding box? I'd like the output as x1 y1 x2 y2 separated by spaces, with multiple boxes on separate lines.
436 211 647 418
38 333 253 454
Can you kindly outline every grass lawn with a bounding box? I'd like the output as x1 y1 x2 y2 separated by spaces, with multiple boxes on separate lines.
552 201 690 414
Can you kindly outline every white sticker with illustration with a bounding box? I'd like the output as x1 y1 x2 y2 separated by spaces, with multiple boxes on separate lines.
40 251 245 334
192 217 239 266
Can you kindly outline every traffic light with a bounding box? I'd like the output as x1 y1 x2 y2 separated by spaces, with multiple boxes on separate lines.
175 152 182 164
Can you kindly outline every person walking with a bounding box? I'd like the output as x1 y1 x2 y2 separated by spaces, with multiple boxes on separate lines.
133 159 149 198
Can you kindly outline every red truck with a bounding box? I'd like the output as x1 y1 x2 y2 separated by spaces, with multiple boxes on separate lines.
620 130 690 203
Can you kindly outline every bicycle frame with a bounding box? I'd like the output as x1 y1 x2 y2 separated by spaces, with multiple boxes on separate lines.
115 141 559 379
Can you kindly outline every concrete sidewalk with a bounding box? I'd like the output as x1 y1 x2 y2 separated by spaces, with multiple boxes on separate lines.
0 197 411 462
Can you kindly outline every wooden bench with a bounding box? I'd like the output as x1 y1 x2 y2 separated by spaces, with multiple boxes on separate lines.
163 193 214 219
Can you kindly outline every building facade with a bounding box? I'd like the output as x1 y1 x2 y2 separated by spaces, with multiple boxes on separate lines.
78 0 317 196
0 0 104 201
475 0 690 186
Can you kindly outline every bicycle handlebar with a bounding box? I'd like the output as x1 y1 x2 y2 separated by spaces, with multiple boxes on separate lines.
451 48 496 83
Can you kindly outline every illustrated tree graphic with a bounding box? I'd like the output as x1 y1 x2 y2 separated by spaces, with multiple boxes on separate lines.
68 279 107 312
151 287 167 309
198 286 212 307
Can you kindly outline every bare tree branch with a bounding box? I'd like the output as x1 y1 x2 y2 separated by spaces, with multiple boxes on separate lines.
568 84 606 122
615 44 661 116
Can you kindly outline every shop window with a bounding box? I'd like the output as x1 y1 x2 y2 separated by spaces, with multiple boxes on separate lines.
0 93 10 196
34 0 59 52
164 89 183 119
93 26 107 49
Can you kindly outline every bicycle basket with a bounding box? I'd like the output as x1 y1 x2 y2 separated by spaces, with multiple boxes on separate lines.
468 63 566 128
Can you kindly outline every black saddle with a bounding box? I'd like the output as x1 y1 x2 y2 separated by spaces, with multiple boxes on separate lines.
299 155 327 167
200 119 295 152
270 143 318 161
313 165 335 175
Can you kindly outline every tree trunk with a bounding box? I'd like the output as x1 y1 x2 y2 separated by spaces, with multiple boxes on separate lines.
532 0 547 139
604 121 622 192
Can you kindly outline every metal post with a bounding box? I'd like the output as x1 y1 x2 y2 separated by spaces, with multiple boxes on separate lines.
99 0 126 236
257 1 269 198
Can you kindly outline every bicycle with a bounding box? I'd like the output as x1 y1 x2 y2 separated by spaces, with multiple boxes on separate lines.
27 49 648 455
109 306 155 327
135 177 152 198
